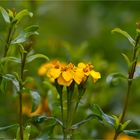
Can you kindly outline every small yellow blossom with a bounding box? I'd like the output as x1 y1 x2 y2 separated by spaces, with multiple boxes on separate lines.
38 60 101 86
57 63 74 86
74 62 101 84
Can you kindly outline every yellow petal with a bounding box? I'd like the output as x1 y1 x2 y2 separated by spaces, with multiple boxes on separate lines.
47 68 61 79
74 69 85 84
90 70 101 83
77 62 86 68
62 71 73 81
38 66 47 76
57 75 73 86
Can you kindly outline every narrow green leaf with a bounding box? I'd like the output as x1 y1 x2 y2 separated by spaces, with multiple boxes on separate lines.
26 54 49 63
23 125 31 140
24 25 39 33
11 32 26 44
121 53 131 68
123 129 140 138
121 120 131 131
30 90 41 112
3 74 20 91
90 104 115 127
0 7 10 23
112 28 135 47
14 9 33 24
0 124 18 131
72 115 94 129
16 127 20 140
134 64 140 79
106 72 127 86
1 56 21 63
0 77 7 94
31 115 47 124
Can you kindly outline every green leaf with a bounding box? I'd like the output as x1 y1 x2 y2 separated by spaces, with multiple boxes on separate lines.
31 115 47 124
15 127 20 140
14 9 33 24
23 125 31 140
134 64 140 79
11 32 26 44
121 120 131 131
3 74 20 91
72 115 94 129
112 28 135 47
0 76 7 94
0 7 10 23
11 25 39 44
0 124 18 131
123 129 140 138
106 72 127 86
90 104 115 127
30 90 41 112
26 54 49 63
1 56 21 63
24 25 39 33
121 53 131 68
30 115 63 127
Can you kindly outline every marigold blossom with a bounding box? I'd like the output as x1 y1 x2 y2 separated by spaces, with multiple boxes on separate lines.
38 60 101 86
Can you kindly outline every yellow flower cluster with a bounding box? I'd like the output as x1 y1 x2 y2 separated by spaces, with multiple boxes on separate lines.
38 60 101 86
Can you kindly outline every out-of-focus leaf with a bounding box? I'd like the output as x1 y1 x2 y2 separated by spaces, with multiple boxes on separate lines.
123 129 140 138
23 125 31 140
14 9 33 24
90 104 115 127
15 127 20 140
112 28 135 47
106 72 127 86
0 7 10 23
36 119 56 139
1 56 21 63
26 54 49 63
0 77 7 94
30 90 41 112
31 115 47 124
134 64 140 79
24 25 39 33
0 124 18 131
72 114 94 129
121 120 131 131
31 115 63 127
11 32 26 44
121 53 131 68
3 74 19 91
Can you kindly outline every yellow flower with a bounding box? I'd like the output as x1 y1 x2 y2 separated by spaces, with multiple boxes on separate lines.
38 61 101 86
74 62 101 84
57 63 74 86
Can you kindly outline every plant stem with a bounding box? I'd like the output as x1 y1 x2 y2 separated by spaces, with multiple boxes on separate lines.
19 90 23 140
59 93 66 139
113 33 140 140
4 23 15 57
19 52 27 140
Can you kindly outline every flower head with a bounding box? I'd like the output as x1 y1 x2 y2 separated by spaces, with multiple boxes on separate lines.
38 60 101 86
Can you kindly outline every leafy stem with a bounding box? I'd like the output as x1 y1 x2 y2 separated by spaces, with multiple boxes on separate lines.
18 49 27 140
113 31 140 140
4 23 15 57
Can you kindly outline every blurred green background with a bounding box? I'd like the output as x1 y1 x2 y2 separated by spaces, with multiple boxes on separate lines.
0 0 140 139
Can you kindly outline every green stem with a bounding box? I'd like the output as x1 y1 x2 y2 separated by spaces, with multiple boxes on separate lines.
19 52 27 140
59 93 66 139
64 88 73 140
4 23 15 57
19 90 23 140
113 33 140 140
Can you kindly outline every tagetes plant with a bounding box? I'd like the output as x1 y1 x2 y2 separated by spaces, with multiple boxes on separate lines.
38 60 101 86
38 60 101 139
